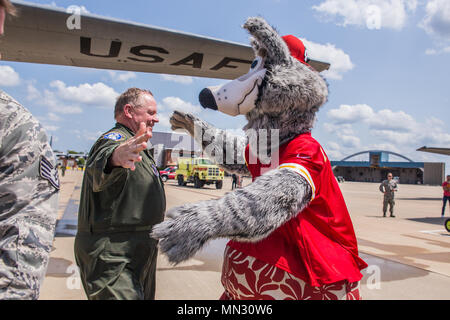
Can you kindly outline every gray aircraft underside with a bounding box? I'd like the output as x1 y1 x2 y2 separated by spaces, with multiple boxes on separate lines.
1 1 330 80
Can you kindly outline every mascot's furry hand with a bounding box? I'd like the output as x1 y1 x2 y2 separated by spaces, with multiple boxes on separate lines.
169 110 250 175
151 169 312 265
170 110 198 137
151 200 220 264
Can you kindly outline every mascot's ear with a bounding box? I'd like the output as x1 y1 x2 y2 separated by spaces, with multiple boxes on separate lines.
243 17 291 66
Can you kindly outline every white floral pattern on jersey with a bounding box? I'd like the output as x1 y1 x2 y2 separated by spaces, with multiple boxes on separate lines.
220 246 361 300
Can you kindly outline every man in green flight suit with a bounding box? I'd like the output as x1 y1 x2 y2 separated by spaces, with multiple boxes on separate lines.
75 88 166 300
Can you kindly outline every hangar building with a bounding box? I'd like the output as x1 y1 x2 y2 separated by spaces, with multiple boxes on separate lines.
331 150 445 186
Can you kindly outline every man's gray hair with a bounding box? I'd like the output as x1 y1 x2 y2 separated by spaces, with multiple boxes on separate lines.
114 87 153 120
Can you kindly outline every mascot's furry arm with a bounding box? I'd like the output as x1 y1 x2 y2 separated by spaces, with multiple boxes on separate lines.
151 111 312 265
152 168 312 264
170 110 249 175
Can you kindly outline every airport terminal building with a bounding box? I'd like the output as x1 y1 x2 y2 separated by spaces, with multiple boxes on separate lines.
331 150 445 186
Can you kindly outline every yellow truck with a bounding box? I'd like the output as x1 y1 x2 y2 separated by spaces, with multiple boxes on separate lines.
176 157 224 189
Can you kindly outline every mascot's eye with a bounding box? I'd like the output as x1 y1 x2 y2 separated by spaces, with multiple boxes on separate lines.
251 60 258 69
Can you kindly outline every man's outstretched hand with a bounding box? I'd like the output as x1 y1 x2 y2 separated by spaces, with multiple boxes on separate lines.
109 122 150 171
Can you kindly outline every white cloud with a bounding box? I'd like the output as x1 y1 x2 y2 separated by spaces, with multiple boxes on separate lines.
425 46 450 55
43 124 60 132
370 129 414 145
27 80 118 114
339 134 361 148
160 74 194 85
156 113 172 129
0 66 20 87
26 83 41 101
323 103 450 162
419 0 450 40
301 39 354 80
26 83 82 114
159 96 202 114
49 80 118 108
47 112 62 122
419 0 450 54
326 104 374 124
326 141 341 151
366 142 398 152
323 121 360 151
71 129 104 142
323 122 355 135
313 0 418 30
107 71 137 82
327 104 418 133
366 109 417 132
43 89 84 114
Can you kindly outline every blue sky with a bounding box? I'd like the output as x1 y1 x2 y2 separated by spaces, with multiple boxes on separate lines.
1 0 449 174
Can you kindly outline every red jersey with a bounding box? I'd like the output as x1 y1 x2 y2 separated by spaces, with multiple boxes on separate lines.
443 181 450 197
228 133 367 287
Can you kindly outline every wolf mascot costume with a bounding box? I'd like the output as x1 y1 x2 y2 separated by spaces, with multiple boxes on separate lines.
152 17 368 300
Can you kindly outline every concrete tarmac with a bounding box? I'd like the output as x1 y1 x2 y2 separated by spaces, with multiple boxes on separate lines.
39 170 450 300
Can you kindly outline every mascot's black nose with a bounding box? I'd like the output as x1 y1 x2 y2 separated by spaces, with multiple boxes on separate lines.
199 88 218 110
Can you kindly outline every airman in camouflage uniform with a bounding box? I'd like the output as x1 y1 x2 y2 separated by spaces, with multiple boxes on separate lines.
0 90 59 299
379 173 398 218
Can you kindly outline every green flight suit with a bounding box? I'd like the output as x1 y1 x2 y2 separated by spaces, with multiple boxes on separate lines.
74 123 166 300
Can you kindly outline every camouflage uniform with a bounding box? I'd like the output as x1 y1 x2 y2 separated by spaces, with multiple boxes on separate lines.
379 179 398 217
0 90 59 300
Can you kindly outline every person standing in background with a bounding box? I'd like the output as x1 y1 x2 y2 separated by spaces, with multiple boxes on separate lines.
379 173 398 218
442 175 450 217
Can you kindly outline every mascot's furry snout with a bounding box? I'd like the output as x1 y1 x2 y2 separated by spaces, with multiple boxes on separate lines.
199 56 267 117
199 88 218 111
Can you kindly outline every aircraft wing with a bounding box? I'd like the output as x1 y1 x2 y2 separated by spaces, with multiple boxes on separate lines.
417 146 450 156
1 1 330 80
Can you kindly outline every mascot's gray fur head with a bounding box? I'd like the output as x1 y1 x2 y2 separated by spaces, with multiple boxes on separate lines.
199 17 329 144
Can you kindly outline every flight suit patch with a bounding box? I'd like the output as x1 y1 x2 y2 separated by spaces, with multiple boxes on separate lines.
103 132 123 141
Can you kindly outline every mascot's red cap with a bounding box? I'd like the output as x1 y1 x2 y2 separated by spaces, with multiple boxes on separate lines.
282 35 311 68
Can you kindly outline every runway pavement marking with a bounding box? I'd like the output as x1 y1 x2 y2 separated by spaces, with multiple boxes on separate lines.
419 230 449 236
